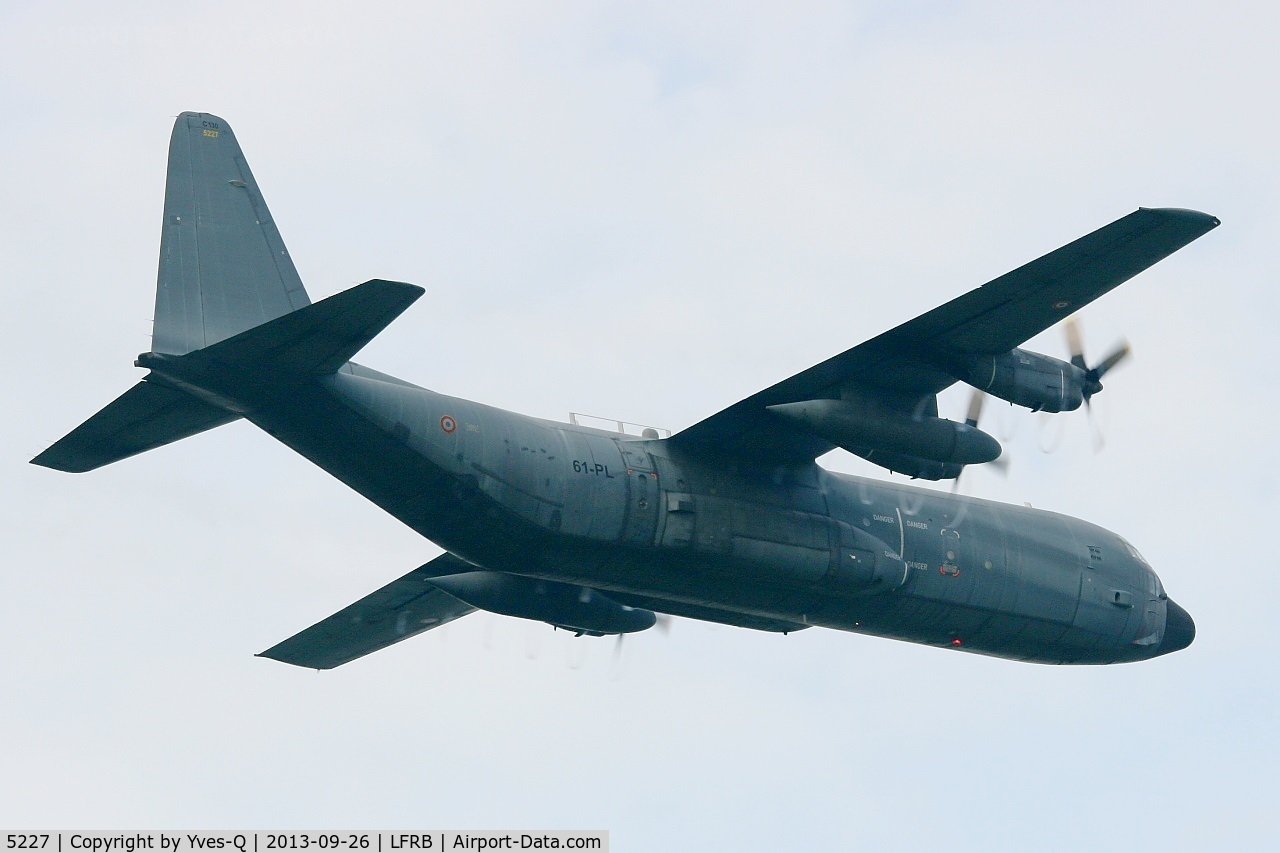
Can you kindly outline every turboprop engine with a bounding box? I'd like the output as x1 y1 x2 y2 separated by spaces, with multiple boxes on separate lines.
956 349 1087 413
955 322 1132 413
428 571 657 636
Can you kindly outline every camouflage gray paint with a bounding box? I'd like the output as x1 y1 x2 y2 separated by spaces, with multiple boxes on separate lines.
32 112 1206 669
243 368 1182 665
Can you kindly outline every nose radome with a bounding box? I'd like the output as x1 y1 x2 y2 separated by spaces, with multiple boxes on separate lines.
1157 598 1196 655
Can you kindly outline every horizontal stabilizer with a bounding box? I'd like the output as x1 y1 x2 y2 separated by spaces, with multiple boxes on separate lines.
31 380 239 473
259 552 476 669
190 278 424 375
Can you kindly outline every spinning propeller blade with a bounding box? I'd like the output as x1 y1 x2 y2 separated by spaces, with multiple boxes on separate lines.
1058 317 1133 453
964 388 985 428
1063 317 1132 407
952 390 1009 492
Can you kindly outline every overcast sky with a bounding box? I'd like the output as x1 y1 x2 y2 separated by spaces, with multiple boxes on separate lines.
2 2 1276 850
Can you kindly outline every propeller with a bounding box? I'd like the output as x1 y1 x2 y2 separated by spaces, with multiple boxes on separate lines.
610 633 626 671
523 622 543 660
1063 317 1131 451
952 389 1010 492
1064 317 1132 408
609 613 672 678
964 385 986 428
1036 411 1069 453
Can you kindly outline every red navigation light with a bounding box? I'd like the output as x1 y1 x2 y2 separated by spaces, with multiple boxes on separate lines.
951 638 963 646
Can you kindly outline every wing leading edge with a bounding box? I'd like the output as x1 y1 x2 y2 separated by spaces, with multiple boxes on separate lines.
671 207 1218 464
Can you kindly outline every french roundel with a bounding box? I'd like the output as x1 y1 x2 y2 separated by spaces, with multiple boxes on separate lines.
439 415 457 434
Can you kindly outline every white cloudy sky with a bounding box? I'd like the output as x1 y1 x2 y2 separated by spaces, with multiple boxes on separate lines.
2 1 1276 849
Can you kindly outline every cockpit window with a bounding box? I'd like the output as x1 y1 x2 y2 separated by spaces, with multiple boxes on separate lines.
1120 538 1150 567
1120 538 1162 594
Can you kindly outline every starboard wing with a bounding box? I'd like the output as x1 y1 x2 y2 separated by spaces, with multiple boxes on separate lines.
669 207 1218 464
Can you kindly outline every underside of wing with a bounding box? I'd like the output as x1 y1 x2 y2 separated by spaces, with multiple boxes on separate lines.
670 207 1218 466
258 552 476 669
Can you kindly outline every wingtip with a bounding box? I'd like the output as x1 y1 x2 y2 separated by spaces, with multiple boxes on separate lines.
256 648 335 670
1138 207 1220 229
30 450 92 473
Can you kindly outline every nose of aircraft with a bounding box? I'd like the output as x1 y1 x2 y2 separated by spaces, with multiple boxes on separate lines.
1157 598 1195 655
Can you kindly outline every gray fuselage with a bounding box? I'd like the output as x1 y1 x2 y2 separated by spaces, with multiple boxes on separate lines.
241 363 1176 665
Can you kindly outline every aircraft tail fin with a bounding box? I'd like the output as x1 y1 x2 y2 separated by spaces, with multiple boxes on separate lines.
153 112 311 355
34 112 423 474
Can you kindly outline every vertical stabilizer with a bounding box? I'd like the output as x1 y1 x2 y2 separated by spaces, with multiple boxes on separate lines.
153 112 311 355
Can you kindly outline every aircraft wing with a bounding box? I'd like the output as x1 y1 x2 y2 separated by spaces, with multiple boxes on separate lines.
258 552 476 669
670 207 1218 463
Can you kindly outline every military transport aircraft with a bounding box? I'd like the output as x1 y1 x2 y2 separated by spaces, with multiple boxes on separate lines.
33 112 1216 668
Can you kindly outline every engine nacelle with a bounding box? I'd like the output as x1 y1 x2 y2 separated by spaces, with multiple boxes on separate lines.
958 348 1086 413
849 449 964 481
767 399 1001 465
428 571 657 636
